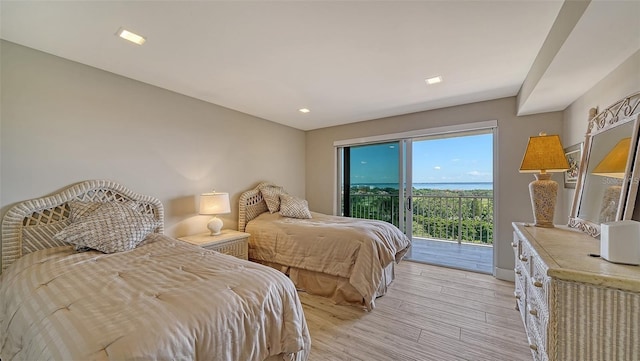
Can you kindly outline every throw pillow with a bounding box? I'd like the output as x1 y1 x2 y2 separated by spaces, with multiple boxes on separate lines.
259 185 286 213
279 194 312 219
68 201 103 221
54 202 158 253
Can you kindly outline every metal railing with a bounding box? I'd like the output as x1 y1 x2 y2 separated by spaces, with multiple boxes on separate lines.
349 194 493 245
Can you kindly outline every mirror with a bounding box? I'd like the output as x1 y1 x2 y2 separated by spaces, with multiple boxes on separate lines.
569 93 640 237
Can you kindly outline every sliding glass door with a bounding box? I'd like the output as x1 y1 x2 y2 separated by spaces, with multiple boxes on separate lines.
336 124 496 274
339 141 412 235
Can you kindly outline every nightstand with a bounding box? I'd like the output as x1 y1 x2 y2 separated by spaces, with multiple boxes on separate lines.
179 229 250 260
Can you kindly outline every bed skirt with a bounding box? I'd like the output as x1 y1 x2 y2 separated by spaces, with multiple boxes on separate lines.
251 259 395 309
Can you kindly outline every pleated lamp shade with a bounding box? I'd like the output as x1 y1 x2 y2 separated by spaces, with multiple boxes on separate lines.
519 134 570 173
592 138 631 179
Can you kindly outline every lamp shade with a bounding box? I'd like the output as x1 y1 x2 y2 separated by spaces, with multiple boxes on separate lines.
592 137 631 179
519 133 570 173
199 192 231 215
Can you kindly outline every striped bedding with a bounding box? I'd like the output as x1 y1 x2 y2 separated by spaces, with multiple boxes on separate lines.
0 233 310 361
247 212 411 310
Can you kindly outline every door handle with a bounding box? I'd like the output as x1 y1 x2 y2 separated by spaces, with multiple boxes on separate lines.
406 197 412 211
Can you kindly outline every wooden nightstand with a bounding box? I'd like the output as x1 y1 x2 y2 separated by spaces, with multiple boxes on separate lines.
179 229 250 260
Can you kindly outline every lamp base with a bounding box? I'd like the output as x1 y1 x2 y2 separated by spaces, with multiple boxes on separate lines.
529 173 558 228
207 216 223 236
599 185 622 223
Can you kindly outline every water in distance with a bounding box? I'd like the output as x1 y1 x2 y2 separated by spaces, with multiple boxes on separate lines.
353 182 493 191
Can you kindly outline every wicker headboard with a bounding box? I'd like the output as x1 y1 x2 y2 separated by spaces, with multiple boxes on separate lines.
237 182 276 232
1 180 164 271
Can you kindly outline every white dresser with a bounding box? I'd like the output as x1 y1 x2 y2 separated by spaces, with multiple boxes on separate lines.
512 222 640 361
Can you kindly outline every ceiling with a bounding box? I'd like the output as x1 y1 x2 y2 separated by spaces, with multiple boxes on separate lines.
1 1 638 131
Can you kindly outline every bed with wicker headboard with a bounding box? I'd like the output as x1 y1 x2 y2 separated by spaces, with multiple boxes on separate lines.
238 182 411 311
1 179 164 271
0 180 310 361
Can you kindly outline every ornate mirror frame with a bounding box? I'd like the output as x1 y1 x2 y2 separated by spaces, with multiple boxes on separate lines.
569 92 640 237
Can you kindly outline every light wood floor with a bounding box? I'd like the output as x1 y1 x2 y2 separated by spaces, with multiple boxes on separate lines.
408 238 493 274
300 261 531 361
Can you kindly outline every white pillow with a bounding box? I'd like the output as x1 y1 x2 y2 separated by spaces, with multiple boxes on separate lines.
54 202 158 253
279 194 312 219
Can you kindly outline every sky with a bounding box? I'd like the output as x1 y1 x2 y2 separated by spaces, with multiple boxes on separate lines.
350 133 493 184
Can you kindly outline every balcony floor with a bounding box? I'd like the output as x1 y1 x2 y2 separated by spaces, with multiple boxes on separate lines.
406 237 493 274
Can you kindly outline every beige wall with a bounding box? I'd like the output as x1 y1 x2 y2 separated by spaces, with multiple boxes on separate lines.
306 97 564 277
561 50 640 218
3 38 638 280
0 40 306 237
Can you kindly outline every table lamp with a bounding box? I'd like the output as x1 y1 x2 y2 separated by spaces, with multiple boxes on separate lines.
519 133 570 227
199 192 231 235
592 137 631 222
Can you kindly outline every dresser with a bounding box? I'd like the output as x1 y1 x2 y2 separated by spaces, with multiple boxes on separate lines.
512 222 639 361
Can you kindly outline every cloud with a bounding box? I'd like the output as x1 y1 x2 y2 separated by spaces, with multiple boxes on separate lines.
361 161 367 164
451 158 461 162
434 166 441 170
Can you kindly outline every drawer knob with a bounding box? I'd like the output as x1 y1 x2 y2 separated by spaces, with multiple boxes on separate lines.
529 344 538 352
511 241 518 248
519 254 528 262
529 308 538 317
514 267 522 275
514 292 521 300
532 278 543 288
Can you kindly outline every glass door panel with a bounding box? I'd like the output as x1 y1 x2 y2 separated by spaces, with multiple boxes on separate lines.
341 141 403 227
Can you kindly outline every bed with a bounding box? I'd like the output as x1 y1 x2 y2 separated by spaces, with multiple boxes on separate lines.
0 180 310 361
238 183 411 311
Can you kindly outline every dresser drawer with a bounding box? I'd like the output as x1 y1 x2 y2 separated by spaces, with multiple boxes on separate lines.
526 315 548 361
517 235 533 275
512 231 521 258
527 281 549 354
514 274 527 323
529 251 550 310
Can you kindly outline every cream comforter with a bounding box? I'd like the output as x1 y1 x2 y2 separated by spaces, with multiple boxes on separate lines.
247 212 411 310
0 234 310 361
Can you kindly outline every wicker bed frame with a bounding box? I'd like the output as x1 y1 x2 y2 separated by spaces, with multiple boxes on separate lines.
237 182 395 308
1 179 164 272
238 182 275 232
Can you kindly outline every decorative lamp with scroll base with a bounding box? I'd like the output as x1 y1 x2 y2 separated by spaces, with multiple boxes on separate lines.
519 133 570 227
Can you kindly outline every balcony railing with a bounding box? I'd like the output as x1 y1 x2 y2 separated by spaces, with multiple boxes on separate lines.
349 194 493 245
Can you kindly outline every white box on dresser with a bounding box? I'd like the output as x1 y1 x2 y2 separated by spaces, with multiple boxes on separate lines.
512 222 640 361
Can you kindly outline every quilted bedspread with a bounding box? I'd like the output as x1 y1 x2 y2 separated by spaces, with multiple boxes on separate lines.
0 234 310 361
246 212 411 310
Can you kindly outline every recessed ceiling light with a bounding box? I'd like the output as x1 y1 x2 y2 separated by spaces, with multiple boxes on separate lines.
299 108 310 113
425 76 443 85
116 27 146 45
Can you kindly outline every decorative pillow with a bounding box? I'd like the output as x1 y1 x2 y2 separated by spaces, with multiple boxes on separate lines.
68 201 103 221
279 194 312 219
54 202 159 253
259 185 286 213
